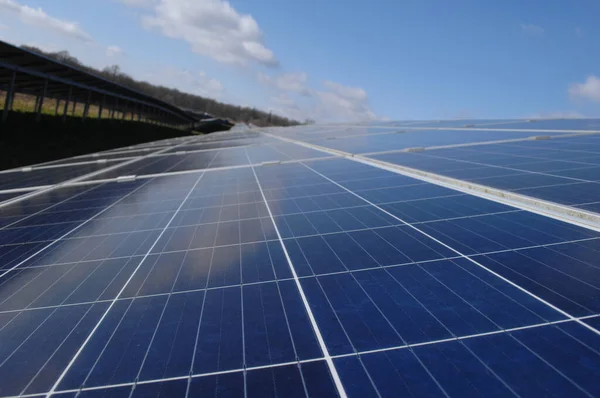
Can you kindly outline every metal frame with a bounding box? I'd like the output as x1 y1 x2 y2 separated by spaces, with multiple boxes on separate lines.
0 41 196 126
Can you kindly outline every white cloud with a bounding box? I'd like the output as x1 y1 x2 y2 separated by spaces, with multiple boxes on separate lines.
575 27 584 38
0 0 93 42
145 67 224 100
106 45 124 57
262 73 376 122
521 24 544 36
139 0 277 67
258 72 311 96
569 76 600 102
316 81 376 122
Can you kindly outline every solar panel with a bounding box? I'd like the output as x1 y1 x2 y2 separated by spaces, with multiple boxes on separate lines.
1 120 600 397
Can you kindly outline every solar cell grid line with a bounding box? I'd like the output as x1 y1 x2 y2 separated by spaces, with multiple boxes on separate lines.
0 135 199 212
298 161 600 337
44 171 207 398
244 149 348 398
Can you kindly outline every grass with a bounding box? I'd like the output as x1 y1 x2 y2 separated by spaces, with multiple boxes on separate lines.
1 91 149 121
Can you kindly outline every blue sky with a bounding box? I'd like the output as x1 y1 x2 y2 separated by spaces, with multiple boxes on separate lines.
1 0 600 122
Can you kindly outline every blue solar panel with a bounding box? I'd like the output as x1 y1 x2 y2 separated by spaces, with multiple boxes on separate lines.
368 136 600 207
487 118 600 130
335 322 600 397
305 129 566 154
2 124 600 397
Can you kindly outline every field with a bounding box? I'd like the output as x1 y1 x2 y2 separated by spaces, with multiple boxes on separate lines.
1 91 150 121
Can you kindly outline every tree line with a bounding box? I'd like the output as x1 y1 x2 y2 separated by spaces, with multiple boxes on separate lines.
20 45 300 127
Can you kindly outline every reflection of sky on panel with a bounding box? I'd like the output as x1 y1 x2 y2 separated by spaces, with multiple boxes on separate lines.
2 175 199 270
0 171 282 311
309 129 568 154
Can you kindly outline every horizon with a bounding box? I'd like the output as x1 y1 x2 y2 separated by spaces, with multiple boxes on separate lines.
1 0 600 123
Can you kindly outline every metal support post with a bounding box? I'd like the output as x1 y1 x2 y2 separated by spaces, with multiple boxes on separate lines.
98 94 105 119
62 87 72 122
2 71 16 123
36 79 48 122
55 99 61 115
82 91 91 122
71 100 76 115
111 98 118 121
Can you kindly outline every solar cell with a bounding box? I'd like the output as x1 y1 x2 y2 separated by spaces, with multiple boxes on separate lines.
2 123 600 397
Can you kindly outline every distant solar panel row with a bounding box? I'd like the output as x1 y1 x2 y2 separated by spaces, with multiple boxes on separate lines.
1 122 600 397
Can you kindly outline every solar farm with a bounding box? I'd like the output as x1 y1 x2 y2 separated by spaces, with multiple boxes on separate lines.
1 119 600 397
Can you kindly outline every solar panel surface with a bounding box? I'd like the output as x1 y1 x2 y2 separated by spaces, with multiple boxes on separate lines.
1 119 600 397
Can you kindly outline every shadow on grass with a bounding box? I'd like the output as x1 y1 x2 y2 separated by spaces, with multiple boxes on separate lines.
0 111 193 170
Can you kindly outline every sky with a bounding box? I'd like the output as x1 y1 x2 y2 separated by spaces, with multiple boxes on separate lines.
1 0 600 122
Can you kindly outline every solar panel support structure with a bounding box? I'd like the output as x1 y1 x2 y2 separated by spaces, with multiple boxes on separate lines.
1 70 16 123
0 41 200 128
35 79 48 122
33 95 40 115
82 90 91 122
121 101 127 121
98 94 105 119
71 100 76 116
54 98 61 115
62 87 72 123
111 98 117 121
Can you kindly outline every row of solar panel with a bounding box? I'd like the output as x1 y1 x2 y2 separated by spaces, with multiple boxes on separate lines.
0 142 328 191
1 154 600 396
2 123 598 195
369 135 600 210
263 126 600 216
